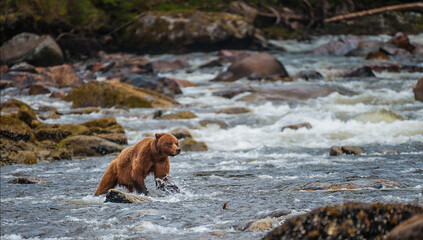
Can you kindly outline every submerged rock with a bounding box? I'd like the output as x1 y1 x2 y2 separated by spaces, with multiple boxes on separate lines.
123 74 182 97
296 179 404 191
330 146 364 156
343 66 375 78
121 10 256 54
264 202 423 240
296 70 324 80
8 176 46 184
170 127 192 139
240 84 349 102
216 107 251 114
104 189 149 203
37 64 83 88
354 109 404 123
0 32 63 66
56 135 123 156
64 80 179 109
281 122 312 132
157 111 197 120
213 52 289 82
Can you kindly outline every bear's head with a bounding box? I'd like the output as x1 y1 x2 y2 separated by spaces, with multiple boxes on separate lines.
155 133 181 157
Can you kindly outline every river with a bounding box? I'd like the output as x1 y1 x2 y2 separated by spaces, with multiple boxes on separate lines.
1 34 423 239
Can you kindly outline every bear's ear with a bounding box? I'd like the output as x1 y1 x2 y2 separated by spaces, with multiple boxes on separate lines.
155 133 163 140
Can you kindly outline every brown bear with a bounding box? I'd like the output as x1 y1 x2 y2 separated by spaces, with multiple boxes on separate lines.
94 133 180 196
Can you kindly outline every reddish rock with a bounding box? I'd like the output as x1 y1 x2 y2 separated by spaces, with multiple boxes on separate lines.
89 62 106 72
389 32 416 52
366 51 389 60
413 77 423 102
0 65 8 73
49 91 65 98
213 52 289 82
39 64 83 88
28 84 51 95
150 59 189 72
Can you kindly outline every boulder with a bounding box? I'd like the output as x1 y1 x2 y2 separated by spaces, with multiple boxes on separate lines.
312 36 360 56
150 59 189 72
0 32 63 66
104 189 149 203
343 66 375 78
123 75 182 97
212 86 253 99
94 133 128 145
33 127 70 142
216 107 251 114
213 52 289 82
80 117 125 134
281 122 312 132
13 151 38 164
414 77 423 102
330 146 364 156
264 202 423 240
239 84 349 102
69 108 100 115
0 115 33 141
366 51 389 60
37 64 83 88
170 127 192 139
388 32 415 52
8 176 46 184
296 70 323 80
28 84 51 95
56 135 123 156
354 109 404 123
180 137 208 152
384 214 423 240
0 99 38 127
0 71 50 89
64 80 179 108
199 119 230 129
8 62 37 73
157 111 197 120
121 11 256 54
296 179 404 191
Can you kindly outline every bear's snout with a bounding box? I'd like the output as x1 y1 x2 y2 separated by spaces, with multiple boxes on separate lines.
176 148 181 154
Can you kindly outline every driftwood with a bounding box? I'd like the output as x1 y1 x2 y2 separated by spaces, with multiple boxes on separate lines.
325 3 423 23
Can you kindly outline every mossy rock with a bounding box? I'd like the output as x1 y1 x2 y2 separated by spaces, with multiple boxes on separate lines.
80 117 125 134
58 124 91 136
64 80 178 109
157 111 197 120
33 127 71 142
170 127 192 139
216 107 251 114
0 99 38 127
354 109 404 123
69 108 100 115
0 115 33 142
180 137 207 152
264 202 423 240
13 151 37 164
56 135 123 156
94 133 128 145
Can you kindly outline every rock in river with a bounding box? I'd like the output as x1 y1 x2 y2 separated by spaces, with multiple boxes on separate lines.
105 189 149 203
8 176 46 184
213 52 289 82
64 80 179 108
264 202 423 240
56 135 123 157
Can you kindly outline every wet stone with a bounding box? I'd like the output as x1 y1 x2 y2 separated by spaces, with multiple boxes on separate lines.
104 189 149 203
8 176 46 184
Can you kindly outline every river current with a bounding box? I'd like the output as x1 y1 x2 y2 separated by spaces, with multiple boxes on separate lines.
1 35 423 239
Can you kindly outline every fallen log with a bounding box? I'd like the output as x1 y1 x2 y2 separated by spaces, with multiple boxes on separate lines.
325 3 423 23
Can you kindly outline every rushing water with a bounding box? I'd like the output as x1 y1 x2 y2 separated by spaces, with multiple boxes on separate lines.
1 35 423 239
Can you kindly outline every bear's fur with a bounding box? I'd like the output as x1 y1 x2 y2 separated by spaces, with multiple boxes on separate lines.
94 133 180 195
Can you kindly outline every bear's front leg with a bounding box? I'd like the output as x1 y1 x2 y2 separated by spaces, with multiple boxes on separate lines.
131 169 149 195
133 179 149 195
153 159 179 193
